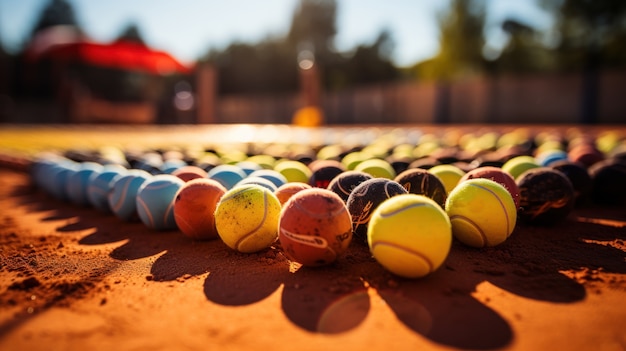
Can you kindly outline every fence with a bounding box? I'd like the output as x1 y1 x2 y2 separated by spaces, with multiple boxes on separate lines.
212 70 626 125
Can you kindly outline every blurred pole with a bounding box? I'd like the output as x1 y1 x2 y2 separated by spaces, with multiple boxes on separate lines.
196 63 216 124
434 82 450 124
300 61 320 108
293 48 324 126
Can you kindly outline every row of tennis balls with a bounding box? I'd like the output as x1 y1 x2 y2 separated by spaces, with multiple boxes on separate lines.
31 155 517 279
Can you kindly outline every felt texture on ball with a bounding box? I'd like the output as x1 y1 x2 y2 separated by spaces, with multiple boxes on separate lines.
326 170 373 202
459 166 521 209
588 159 626 205
207 164 247 189
236 176 278 192
368 194 452 278
174 178 226 240
429 164 466 194
308 160 346 188
136 174 185 230
108 170 152 221
346 178 408 244
502 156 540 180
274 182 312 205
550 160 593 206
278 188 352 266
248 169 288 188
354 158 396 179
47 160 79 201
445 178 517 248
87 165 128 212
214 184 282 253
171 165 208 182
394 168 447 208
274 160 312 183
66 162 104 206
516 167 575 225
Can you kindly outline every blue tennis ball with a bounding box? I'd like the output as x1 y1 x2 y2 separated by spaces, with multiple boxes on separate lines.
236 176 278 192
87 164 128 212
248 169 288 188
66 162 104 206
207 164 247 189
136 174 185 230
235 161 263 176
108 170 152 221
48 161 80 201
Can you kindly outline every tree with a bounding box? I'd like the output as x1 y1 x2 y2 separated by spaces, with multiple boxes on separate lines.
287 0 338 62
116 23 146 45
540 0 626 71
30 0 82 38
495 19 556 73
540 0 626 123
413 0 487 81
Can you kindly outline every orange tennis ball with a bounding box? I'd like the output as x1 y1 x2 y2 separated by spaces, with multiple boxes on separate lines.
278 188 352 266
274 182 312 205
174 178 226 240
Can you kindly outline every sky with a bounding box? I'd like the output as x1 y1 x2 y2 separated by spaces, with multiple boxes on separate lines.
0 0 554 67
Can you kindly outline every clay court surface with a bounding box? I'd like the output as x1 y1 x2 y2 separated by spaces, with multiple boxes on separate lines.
0 125 624 351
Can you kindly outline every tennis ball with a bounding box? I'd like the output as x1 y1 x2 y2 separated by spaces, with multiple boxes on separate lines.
274 182 311 205
108 170 152 221
278 188 352 266
174 178 226 240
207 164 247 189
248 169 288 188
274 160 312 183
236 176 278 192
367 194 452 279
346 178 408 244
394 168 447 208
429 164 466 194
308 160 346 188
516 167 575 224
136 174 185 230
235 161 263 176
214 184 282 253
459 166 521 209
171 165 208 182
245 154 276 169
66 162 104 206
326 170 373 202
445 178 517 248
87 164 128 212
48 160 80 201
502 156 540 180
354 158 396 179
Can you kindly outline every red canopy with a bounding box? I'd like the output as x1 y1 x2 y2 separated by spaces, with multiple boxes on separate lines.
39 40 192 75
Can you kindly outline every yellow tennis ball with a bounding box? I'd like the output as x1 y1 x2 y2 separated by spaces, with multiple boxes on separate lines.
445 178 517 248
367 194 452 278
429 164 466 194
214 184 282 253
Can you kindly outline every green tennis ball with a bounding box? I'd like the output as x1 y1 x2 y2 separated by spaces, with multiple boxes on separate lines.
502 155 540 180
274 160 312 183
367 194 452 278
445 178 517 248
354 158 396 179
214 184 282 253
428 164 466 194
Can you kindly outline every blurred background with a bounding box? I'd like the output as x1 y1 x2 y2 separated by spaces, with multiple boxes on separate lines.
0 0 624 125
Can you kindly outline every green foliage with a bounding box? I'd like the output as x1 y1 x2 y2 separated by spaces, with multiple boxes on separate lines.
412 0 487 81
